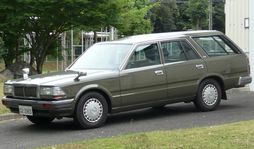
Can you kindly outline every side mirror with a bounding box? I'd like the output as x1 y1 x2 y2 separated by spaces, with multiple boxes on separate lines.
74 71 87 81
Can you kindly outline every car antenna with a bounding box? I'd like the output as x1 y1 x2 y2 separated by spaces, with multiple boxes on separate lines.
74 71 87 82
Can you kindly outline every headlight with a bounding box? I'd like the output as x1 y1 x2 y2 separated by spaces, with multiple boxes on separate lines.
40 86 66 99
40 87 51 95
4 84 13 95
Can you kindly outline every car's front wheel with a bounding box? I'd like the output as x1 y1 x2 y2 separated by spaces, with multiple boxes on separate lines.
26 116 54 125
74 92 108 129
194 79 222 112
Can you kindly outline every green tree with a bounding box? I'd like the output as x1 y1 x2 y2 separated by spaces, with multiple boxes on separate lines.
0 0 28 68
1 0 124 73
212 0 225 32
150 0 178 33
24 0 125 73
0 0 156 73
0 32 28 68
176 1 191 31
187 0 209 30
0 36 5 61
115 0 155 36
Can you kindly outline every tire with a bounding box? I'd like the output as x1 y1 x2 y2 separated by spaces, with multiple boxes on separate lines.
27 116 54 125
74 92 108 129
194 79 222 112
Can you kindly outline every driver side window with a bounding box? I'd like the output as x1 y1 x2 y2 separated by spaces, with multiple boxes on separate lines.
126 43 161 69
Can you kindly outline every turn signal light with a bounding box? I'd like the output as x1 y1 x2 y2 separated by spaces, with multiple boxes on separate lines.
42 104 53 109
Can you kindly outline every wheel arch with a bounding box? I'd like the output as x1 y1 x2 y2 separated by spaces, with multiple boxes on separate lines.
199 75 227 100
74 84 113 113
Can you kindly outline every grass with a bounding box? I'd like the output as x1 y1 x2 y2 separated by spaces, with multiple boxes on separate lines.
0 63 4 71
0 82 10 114
42 61 60 73
0 61 59 73
40 120 254 149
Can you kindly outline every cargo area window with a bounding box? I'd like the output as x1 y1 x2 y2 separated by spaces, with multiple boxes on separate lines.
126 43 161 69
161 40 199 63
193 36 240 57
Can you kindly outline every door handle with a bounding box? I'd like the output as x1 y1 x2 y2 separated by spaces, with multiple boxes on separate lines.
154 70 164 76
196 64 204 69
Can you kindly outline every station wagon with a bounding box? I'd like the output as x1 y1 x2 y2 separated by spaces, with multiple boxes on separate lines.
2 30 252 129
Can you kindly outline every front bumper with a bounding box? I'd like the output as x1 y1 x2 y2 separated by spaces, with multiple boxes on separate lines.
2 97 75 117
238 76 252 86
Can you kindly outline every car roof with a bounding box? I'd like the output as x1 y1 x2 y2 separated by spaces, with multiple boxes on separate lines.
100 30 223 45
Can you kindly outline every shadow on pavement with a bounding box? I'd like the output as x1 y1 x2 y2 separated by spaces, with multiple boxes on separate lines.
13 101 243 132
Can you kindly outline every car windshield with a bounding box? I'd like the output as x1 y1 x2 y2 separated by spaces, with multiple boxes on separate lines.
69 43 132 70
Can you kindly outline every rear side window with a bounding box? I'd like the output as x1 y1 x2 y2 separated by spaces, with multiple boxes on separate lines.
161 40 199 63
161 41 185 63
193 36 240 57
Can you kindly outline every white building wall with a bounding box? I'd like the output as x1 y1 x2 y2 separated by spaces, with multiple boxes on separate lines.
249 0 254 90
225 0 254 91
225 0 249 53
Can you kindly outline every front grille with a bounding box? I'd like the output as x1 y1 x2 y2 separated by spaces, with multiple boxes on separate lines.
14 85 37 98
14 86 23 97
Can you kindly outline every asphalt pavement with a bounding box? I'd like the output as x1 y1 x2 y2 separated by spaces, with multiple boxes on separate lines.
0 90 254 149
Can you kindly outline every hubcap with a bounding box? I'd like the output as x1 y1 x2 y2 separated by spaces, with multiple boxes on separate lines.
83 98 103 123
202 84 218 106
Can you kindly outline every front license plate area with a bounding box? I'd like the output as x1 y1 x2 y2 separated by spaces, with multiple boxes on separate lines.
19 105 33 116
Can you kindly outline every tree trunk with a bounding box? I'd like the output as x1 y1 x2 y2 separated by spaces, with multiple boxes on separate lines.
36 57 44 74
35 46 47 74
34 38 52 74
61 32 68 70
196 19 200 30
3 56 13 68
93 31 97 43
30 53 35 66
28 31 59 74
3 47 15 68
15 37 21 62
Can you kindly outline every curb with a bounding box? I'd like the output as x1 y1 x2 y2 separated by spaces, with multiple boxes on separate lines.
0 113 24 121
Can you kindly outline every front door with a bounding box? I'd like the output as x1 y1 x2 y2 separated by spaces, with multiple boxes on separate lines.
120 43 167 106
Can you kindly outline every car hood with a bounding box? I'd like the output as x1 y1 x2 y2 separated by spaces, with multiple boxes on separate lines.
6 69 117 86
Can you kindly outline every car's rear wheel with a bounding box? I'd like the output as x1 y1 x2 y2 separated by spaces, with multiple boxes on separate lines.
74 92 108 129
194 79 222 112
26 116 54 125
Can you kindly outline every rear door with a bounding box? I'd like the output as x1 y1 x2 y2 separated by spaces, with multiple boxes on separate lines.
120 43 167 106
161 39 206 100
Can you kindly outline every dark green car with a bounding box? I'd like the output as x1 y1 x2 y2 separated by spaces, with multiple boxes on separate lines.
2 30 252 129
